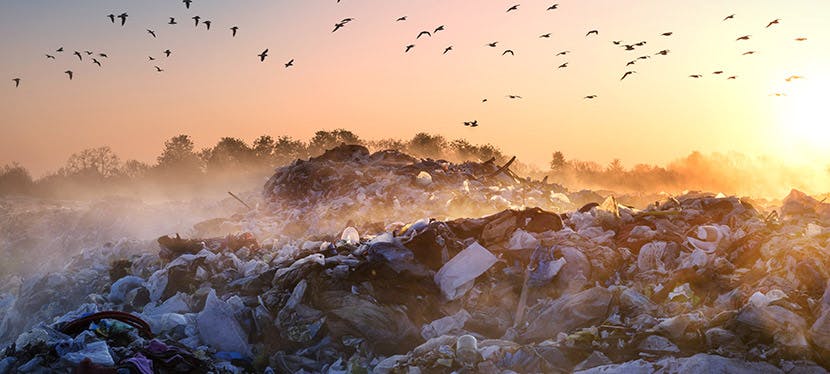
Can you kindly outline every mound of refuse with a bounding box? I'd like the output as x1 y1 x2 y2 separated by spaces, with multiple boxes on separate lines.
2 185 830 372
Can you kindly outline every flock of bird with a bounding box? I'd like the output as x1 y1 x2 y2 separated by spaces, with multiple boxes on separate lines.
7 1 810 129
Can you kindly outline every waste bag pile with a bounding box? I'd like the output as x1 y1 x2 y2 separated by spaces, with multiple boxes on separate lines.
3 179 830 372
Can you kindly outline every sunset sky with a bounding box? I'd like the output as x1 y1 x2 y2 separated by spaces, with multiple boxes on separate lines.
1 0 828 176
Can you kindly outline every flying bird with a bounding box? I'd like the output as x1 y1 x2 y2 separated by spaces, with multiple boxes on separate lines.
84 51 93 55
469 120 479 127
482 98 488 103
736 35 751 41
193 16 201 27
689 74 702 78
540 33 551 38
742 51 756 55
586 30 599 37
332 22 346 32
785 75 804 82
655 49 670 55
56 47 64 52
558 62 568 68
727 76 737 80
340 18 354 24
434 25 445 33
154 66 163 72
285 59 294 68
637 55 650 60
547 4 559 10
164 49 172 57
405 44 415 53
117 13 128 26
661 32 673 36
712 71 723 75
65 70 73 80
417 31 431 39
147 29 156 38
231 26 239 37
396 16 407 22
555 50 570 56
502 49 515 56
183 0 192 9
258 49 268 62
487 42 498 47
766 19 780 28
46 54 56 59
626 60 636 66
99 53 108 58
169 18 177 25
203 21 212 30
108 14 115 23
623 44 635 51
612 40 622 45
506 4 520 12
73 51 82 61
507 95 522 99
795 37 807 41
443 46 453 54
12 78 20 88
621 71 636 80
723 14 735 21
92 58 101 67
770 92 787 97
634 41 647 46
584 95 597 99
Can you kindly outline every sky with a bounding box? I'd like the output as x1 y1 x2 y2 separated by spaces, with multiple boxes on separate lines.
1 0 828 176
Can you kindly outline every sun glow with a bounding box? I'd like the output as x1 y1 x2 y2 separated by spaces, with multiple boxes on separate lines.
773 73 830 162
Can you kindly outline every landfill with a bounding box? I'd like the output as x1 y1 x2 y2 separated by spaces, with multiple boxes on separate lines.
2 144 830 373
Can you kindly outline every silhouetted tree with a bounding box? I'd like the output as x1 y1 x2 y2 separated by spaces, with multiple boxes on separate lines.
308 129 362 156
0 163 34 195
253 135 276 161
369 138 407 152
273 136 307 165
61 146 122 179
156 135 202 175
450 139 476 160
550 151 566 172
407 133 447 159
204 137 254 173
121 160 150 179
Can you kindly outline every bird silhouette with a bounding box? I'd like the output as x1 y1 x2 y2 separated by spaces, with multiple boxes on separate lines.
586 30 599 37
469 120 479 127
623 44 635 51
626 60 636 66
482 98 488 103
332 22 345 32
712 71 723 75
507 95 522 99
555 50 570 56
540 33 552 38
147 29 157 38
117 13 128 26
463 121 470 126
46 54 56 59
92 58 102 67
396 16 407 22
547 4 559 10
727 76 737 80
742 51 756 55
584 95 597 99
487 42 498 47
417 31 431 39
193 16 200 27
405 44 415 53
795 37 807 41
258 49 268 62
502 49 515 56
73 51 82 61
612 40 622 45
231 26 239 37
12 78 20 87
661 32 673 36
183 0 192 9
164 49 172 57
169 17 177 25
621 71 636 80
285 59 294 68
434 25 445 33
637 55 650 60
689 74 702 78
56 47 64 52
785 75 804 82
154 66 163 72
723 14 735 21
340 18 354 24
634 41 647 46
203 21 212 30
149 56 157 61
766 19 780 28
108 14 115 23
65 70 73 80
506 4 520 12
736 35 751 41
770 92 787 97
443 46 453 54
84 51 93 55
558 62 568 68
655 49 670 55
99 53 108 58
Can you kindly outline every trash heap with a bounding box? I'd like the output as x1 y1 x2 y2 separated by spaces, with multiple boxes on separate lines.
2 183 830 372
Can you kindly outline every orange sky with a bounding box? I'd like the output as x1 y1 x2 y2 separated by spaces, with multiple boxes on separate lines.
1 0 828 176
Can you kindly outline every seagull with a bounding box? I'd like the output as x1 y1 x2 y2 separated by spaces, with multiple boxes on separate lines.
12 78 20 87
487 42 498 47
92 58 102 67
712 71 723 75
506 4 520 12
547 4 559 10
417 31 431 39
621 71 636 80
723 14 735 21
154 66 163 72
586 30 599 37
65 70 73 80
434 25 445 33
558 62 568 68
661 32 673 36
148 56 156 61
507 95 522 99
117 13 128 26
73 51 83 61
736 35 751 41
396 16 407 22
231 26 239 37
727 76 737 79
626 60 636 66
612 40 622 45
795 37 807 41
584 95 597 99
766 19 780 28
285 59 294 68
46 54 56 59
193 16 200 27
463 121 470 126
332 22 345 32
258 49 268 62
203 20 211 30
742 51 756 55
183 0 192 9
689 74 702 78
169 17 177 25
108 14 115 23
655 49 670 55
482 98 488 103
555 50 570 56
540 33 552 38
164 49 172 57
56 47 64 52
634 41 647 46
84 51 93 55
502 49 515 56
99 53 108 58
469 120 479 127
405 44 415 53
785 75 804 82
147 29 156 38
637 55 650 60
623 44 635 51
443 46 453 54
340 18 354 23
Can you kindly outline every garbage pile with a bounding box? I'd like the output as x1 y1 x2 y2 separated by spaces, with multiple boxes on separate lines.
2 185 830 372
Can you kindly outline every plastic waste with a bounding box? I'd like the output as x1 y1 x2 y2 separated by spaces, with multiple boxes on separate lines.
341 227 360 245
61 340 115 366
196 289 252 357
434 242 498 300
